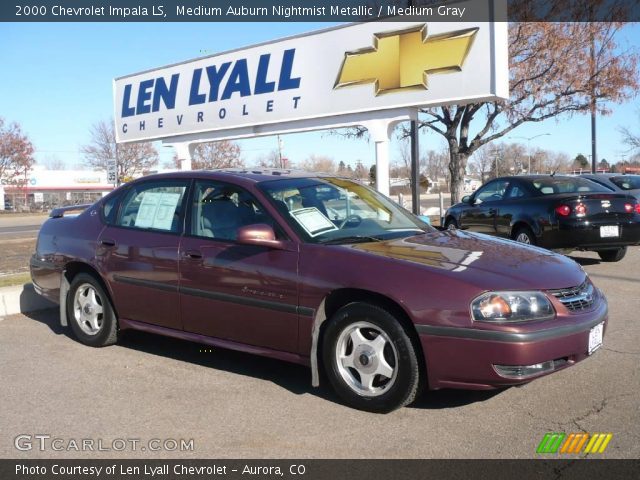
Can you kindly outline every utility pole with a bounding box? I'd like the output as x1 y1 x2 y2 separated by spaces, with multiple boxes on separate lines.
410 121 420 214
277 135 284 168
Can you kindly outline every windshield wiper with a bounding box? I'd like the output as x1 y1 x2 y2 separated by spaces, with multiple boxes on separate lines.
319 235 383 245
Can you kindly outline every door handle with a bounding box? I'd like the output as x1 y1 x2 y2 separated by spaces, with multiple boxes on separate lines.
183 249 203 260
100 239 117 247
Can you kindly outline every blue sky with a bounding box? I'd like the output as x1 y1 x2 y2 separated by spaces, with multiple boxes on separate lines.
1 22 639 170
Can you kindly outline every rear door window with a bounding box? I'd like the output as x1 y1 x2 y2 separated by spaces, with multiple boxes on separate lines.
117 181 189 233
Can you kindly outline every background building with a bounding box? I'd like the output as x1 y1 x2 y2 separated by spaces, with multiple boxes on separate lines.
0 167 113 212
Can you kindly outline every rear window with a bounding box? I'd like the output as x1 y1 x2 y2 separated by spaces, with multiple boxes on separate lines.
610 176 640 190
531 177 609 195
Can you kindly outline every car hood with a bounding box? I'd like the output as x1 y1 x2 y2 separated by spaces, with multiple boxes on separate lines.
350 229 586 290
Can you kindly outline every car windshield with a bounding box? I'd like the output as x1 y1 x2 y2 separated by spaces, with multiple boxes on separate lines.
258 177 432 244
531 177 610 195
610 176 640 190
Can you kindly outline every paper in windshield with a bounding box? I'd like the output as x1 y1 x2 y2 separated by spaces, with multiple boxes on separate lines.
135 192 181 230
290 207 338 237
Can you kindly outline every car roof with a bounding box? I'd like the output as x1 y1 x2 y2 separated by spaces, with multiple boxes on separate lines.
580 173 622 178
495 174 585 182
128 169 334 187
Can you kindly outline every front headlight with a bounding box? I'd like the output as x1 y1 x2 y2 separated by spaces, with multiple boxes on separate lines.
471 291 555 323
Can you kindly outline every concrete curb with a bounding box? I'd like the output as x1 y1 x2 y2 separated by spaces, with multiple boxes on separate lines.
0 283 56 317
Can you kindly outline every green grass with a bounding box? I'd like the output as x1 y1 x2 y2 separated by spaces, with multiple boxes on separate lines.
0 272 32 288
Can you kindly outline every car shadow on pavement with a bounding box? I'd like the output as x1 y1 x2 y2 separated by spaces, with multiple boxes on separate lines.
22 308 70 336
408 387 504 409
23 308 502 410
119 329 339 401
568 256 601 266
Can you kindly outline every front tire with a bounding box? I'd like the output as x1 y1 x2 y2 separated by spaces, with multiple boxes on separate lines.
322 303 422 413
597 247 627 262
67 273 118 347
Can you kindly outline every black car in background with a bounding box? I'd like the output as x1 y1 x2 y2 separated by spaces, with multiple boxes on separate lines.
444 175 640 262
581 173 640 200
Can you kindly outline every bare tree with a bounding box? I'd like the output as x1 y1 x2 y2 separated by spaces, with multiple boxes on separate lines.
468 147 494 182
394 140 411 177
422 149 450 183
0 117 35 183
353 161 369 180
418 20 638 202
256 149 290 169
40 155 66 170
619 112 640 153
81 119 158 181
298 154 336 173
173 141 243 170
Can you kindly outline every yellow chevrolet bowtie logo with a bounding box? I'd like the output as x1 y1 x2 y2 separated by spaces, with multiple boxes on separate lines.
335 25 479 95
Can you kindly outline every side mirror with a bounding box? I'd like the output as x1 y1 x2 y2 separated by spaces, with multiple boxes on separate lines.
236 224 287 249
462 195 472 204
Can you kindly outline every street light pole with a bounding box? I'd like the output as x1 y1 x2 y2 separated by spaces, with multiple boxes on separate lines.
509 133 551 174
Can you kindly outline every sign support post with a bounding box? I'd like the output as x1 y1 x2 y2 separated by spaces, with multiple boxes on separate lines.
170 143 196 171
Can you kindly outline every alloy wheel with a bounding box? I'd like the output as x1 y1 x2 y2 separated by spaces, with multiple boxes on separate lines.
73 283 104 336
334 321 398 397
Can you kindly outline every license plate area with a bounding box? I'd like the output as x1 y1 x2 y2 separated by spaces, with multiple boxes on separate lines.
588 322 604 355
600 225 619 238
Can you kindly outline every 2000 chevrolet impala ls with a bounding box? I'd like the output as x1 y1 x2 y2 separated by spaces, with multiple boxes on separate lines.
31 170 607 412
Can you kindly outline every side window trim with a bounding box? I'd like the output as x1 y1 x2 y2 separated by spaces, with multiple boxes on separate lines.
100 187 128 226
114 179 191 235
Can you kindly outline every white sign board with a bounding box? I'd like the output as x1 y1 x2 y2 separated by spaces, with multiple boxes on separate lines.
114 3 508 143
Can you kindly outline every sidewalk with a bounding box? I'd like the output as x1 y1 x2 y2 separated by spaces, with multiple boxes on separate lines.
0 283 55 317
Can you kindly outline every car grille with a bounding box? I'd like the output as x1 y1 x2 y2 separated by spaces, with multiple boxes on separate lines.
549 280 595 312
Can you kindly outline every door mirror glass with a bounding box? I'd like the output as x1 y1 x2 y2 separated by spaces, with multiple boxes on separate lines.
462 195 471 204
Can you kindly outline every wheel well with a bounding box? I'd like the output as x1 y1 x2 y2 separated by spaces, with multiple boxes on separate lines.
63 262 117 316
511 221 534 239
319 288 427 382
444 215 456 226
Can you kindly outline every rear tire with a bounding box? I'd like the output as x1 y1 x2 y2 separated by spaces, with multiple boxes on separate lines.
513 226 536 246
67 273 118 347
597 247 627 262
322 302 422 413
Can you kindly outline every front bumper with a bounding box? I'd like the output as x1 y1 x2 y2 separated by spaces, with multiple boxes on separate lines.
417 301 607 390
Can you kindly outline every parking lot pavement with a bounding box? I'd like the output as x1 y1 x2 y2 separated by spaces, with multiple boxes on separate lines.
1 248 638 460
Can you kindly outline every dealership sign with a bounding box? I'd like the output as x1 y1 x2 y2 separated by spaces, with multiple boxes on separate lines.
114 13 508 143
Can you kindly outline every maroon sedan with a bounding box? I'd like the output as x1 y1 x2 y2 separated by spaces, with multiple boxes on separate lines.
31 170 607 412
